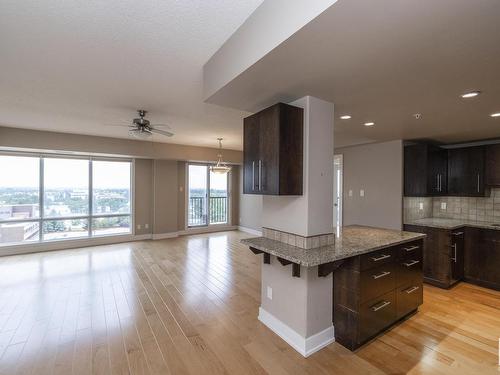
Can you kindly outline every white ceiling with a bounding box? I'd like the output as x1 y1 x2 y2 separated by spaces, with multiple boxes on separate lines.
0 0 263 150
207 0 500 148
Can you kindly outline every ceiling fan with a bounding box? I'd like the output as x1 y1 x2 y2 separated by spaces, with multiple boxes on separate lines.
106 110 174 139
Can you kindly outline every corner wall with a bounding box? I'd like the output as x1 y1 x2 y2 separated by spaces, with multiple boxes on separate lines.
337 140 403 230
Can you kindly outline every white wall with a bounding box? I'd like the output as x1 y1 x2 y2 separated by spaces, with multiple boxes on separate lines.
337 140 403 230
238 170 263 231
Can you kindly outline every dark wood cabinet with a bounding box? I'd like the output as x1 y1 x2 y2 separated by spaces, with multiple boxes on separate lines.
403 225 464 288
464 227 500 290
333 239 424 350
243 103 303 195
404 143 447 196
485 143 500 186
448 146 489 196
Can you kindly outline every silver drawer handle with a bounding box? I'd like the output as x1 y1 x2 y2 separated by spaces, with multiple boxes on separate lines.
452 232 464 236
372 271 391 280
371 254 391 262
405 286 420 294
403 245 419 252
371 301 391 312
403 260 420 267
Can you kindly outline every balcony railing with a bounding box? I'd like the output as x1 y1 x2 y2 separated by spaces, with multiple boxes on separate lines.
188 196 228 226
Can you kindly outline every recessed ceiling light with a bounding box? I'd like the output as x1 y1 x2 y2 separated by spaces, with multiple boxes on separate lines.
461 91 481 98
340 115 352 120
491 112 500 118
364 122 375 126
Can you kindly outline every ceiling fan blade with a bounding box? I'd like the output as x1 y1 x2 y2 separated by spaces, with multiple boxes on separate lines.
104 123 134 127
150 124 171 129
151 128 174 137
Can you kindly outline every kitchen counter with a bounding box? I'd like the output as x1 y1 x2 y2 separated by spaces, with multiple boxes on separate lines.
241 225 425 267
405 217 500 231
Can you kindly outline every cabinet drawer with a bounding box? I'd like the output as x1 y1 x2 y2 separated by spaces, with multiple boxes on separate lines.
360 247 395 271
396 257 423 287
360 263 396 303
396 283 423 319
359 290 396 344
398 241 423 261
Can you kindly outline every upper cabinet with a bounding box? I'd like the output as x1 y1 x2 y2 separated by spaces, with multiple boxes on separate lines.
448 146 489 197
243 103 303 195
486 144 500 186
404 143 447 197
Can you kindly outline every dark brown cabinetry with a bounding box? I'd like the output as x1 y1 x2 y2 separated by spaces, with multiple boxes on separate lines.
333 239 423 350
403 225 464 288
464 227 500 290
486 143 500 186
448 146 489 196
243 103 303 195
404 143 447 196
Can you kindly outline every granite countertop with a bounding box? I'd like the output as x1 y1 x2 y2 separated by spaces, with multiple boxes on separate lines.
405 217 500 231
240 225 426 267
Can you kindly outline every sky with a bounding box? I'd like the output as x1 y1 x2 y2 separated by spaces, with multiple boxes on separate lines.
188 165 228 191
0 156 130 189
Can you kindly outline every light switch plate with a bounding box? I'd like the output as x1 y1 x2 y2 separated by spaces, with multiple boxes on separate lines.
441 202 447 210
267 286 273 300
348 190 353 197
145 224 149 229
360 189 365 197
137 224 141 230
419 202 424 210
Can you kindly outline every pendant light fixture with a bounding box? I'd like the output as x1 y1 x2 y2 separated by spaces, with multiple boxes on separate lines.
210 138 231 174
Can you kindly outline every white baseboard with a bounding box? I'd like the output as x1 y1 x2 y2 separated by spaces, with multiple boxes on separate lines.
152 232 179 240
178 225 237 235
258 307 334 357
238 226 262 236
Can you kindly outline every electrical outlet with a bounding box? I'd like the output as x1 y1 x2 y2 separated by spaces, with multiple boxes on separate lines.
137 224 141 230
179 186 184 192
360 189 365 197
441 202 447 210
145 224 149 229
419 202 424 210
267 286 273 300
348 189 353 197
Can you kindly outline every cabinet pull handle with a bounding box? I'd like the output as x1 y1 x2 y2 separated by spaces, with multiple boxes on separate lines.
436 175 440 191
372 271 391 280
252 161 256 190
371 300 391 312
477 173 480 193
403 245 419 252
439 174 442 192
405 286 419 294
258 160 262 191
452 232 464 236
371 254 391 262
403 260 420 267
451 243 457 262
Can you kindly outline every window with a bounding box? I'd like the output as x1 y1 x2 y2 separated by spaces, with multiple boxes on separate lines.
0 153 132 246
187 164 229 227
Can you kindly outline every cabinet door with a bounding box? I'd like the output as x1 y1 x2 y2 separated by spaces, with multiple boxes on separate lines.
466 228 500 290
258 105 280 195
448 147 486 196
243 115 260 194
404 144 428 196
427 146 447 195
486 144 500 186
450 229 465 284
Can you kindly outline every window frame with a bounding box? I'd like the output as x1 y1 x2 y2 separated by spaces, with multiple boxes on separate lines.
0 151 134 246
186 162 231 229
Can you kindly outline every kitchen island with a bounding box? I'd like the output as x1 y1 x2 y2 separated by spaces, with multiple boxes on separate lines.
242 225 425 353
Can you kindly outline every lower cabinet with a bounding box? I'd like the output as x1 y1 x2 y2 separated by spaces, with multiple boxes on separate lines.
403 225 464 288
464 227 500 290
333 239 424 351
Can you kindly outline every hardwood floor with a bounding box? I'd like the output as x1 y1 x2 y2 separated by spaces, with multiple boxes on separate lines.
0 230 499 374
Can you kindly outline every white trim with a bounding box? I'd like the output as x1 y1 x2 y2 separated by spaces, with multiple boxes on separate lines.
179 225 237 235
152 232 179 240
238 226 262 236
258 307 335 358
0 234 145 257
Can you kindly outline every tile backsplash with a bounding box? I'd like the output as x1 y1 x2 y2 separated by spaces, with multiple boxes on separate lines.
404 188 500 223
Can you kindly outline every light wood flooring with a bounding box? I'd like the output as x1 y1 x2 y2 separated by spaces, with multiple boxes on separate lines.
0 230 499 374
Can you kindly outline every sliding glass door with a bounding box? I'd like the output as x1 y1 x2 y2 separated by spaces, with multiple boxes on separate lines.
187 164 229 227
